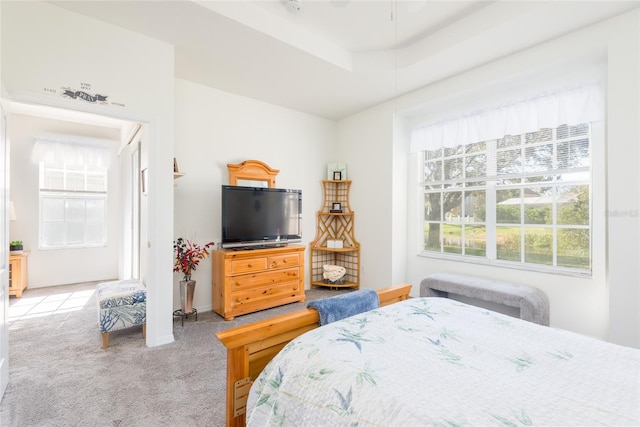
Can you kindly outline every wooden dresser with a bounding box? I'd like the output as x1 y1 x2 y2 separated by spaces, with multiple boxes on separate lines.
212 244 305 320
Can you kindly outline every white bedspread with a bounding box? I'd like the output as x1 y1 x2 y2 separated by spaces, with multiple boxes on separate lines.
247 297 640 426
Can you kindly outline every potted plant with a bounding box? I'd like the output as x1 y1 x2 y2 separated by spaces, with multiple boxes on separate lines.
173 237 214 315
10 240 23 254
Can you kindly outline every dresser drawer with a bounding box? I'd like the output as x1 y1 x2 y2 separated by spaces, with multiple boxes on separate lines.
268 253 300 269
230 257 268 274
231 280 302 309
231 267 300 290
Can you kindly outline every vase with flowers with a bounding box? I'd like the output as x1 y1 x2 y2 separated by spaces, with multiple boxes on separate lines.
173 237 215 316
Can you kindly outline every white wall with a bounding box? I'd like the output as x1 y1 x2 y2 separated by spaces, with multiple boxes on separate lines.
173 79 335 312
8 114 120 287
3 2 637 349
604 11 640 348
337 10 640 347
335 104 396 289
1 1 176 347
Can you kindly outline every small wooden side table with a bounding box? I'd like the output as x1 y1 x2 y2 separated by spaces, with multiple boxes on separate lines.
9 252 29 297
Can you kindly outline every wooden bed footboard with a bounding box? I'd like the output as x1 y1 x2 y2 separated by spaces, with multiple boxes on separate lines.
215 283 412 427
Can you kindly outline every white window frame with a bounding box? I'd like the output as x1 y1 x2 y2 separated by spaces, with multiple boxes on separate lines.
419 122 602 277
38 162 108 250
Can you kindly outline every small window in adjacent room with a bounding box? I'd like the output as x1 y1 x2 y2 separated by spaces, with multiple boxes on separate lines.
411 83 603 275
39 163 108 249
34 138 110 249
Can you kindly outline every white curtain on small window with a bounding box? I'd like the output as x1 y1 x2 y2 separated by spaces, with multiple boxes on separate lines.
410 83 604 153
32 137 111 168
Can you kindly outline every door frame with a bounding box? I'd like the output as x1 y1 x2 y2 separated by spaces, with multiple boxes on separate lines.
0 97 10 401
0 93 149 399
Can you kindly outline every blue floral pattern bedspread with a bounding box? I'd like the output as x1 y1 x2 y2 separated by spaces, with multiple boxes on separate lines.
247 297 640 426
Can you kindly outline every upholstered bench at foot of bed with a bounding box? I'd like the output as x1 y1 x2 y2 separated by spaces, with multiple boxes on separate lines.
97 279 147 348
420 272 549 326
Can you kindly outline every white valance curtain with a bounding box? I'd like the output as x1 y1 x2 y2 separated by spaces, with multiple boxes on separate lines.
32 137 111 168
410 83 604 153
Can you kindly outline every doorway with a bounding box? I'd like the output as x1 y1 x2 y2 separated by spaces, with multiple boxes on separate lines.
7 101 142 289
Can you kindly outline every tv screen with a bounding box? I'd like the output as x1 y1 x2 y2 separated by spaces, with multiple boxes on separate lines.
221 185 302 249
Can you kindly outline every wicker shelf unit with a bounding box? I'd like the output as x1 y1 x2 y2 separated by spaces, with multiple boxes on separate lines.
309 180 360 289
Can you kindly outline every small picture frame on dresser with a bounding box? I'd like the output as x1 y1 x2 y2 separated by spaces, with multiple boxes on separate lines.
333 171 342 180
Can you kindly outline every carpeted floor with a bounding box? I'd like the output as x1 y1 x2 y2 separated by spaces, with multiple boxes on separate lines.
0 281 350 426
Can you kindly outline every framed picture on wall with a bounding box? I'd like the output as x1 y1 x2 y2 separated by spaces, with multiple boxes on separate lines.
327 163 346 181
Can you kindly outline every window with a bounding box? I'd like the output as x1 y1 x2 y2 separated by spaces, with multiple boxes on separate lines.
39 163 108 249
421 123 591 273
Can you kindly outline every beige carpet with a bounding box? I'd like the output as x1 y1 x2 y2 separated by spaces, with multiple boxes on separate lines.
0 281 350 426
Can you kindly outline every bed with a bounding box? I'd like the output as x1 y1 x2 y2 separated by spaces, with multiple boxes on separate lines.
243 296 640 426
215 283 412 426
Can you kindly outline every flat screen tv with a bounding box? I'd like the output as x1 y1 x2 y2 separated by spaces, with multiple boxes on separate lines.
221 185 302 249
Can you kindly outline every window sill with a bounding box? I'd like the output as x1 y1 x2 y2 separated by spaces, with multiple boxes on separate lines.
417 251 592 279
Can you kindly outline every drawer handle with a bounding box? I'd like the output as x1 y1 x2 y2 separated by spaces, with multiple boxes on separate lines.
235 298 241 303
247 263 253 268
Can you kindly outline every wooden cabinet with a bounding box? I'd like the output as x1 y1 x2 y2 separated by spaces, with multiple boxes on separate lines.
9 252 29 297
212 244 305 320
310 180 360 289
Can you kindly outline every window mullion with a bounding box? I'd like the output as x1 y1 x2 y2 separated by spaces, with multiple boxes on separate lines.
439 190 444 253
486 139 497 260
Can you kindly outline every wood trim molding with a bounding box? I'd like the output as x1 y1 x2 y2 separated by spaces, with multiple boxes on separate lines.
227 159 279 188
